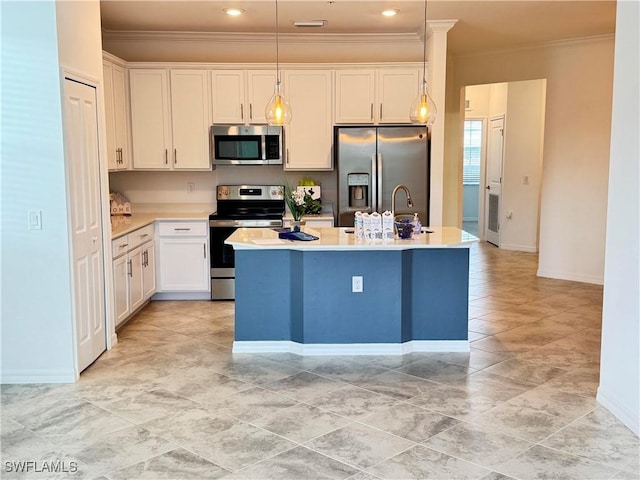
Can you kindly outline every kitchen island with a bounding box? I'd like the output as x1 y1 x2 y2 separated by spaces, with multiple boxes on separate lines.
226 227 478 355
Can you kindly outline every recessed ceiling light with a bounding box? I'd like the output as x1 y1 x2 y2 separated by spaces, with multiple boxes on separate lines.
381 9 399 17
223 8 244 16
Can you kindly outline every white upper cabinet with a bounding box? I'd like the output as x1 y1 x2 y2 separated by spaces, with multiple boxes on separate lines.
335 70 376 124
211 70 276 125
211 70 245 124
377 68 420 124
129 69 211 170
103 60 129 170
129 69 172 169
283 70 333 171
170 70 211 169
246 70 277 124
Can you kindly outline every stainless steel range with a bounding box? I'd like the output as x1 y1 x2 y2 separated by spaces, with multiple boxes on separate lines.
209 185 285 300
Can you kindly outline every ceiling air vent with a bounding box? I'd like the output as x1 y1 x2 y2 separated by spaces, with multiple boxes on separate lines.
293 20 327 28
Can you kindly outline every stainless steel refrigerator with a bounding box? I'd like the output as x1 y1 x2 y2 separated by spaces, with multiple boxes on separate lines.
335 126 430 227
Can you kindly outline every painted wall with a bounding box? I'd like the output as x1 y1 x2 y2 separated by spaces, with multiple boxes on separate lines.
501 79 546 252
1 0 75 382
1 0 105 383
109 168 338 218
462 185 479 221
446 36 614 284
597 0 640 436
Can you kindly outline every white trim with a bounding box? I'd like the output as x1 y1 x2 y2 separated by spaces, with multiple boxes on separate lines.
597 387 640 436
233 340 470 355
500 243 538 253
537 268 604 285
152 291 211 300
1 370 78 384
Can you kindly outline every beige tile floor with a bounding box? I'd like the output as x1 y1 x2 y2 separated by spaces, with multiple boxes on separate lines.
2 242 638 479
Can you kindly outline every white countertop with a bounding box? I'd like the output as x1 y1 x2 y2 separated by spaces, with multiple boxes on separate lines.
111 212 210 239
226 226 478 251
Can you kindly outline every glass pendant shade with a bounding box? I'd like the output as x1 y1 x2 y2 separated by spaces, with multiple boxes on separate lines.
409 81 437 125
265 81 292 125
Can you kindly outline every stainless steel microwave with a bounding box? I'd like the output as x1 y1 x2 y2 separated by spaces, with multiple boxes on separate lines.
210 125 283 166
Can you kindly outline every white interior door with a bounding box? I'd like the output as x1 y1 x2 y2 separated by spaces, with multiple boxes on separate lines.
63 78 107 372
485 116 505 246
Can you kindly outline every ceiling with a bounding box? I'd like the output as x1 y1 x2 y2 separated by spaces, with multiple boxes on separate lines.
100 0 616 56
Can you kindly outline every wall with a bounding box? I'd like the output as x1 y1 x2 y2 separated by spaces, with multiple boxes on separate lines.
1 0 105 383
1 0 75 382
462 185 479 221
109 168 338 218
501 79 546 252
597 0 640 436
446 35 614 284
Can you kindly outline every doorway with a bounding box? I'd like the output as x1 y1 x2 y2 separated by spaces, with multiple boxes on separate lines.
462 80 546 252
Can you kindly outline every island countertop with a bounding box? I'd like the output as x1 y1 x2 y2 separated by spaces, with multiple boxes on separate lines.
226 226 478 251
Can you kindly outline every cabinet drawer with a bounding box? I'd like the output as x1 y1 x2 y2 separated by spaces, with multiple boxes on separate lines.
128 224 154 250
157 221 208 237
111 235 131 258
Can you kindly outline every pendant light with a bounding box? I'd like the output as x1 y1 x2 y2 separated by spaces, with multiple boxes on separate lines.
409 0 437 125
265 0 292 125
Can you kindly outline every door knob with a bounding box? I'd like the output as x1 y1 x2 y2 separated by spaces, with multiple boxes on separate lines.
486 185 491 190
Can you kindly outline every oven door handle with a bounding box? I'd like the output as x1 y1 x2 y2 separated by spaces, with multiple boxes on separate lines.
209 219 283 228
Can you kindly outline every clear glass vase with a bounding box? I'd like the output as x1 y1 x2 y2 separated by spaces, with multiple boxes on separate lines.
291 220 306 232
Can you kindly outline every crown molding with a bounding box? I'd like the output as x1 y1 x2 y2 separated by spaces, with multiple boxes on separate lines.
452 33 615 59
101 29 421 46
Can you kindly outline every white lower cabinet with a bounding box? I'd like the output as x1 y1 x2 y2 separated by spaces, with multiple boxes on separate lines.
157 221 209 293
112 224 156 328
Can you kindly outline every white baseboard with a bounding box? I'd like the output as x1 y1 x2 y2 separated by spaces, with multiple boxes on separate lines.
500 243 538 253
537 268 604 285
152 292 211 300
597 387 640 436
1 369 77 384
232 340 470 355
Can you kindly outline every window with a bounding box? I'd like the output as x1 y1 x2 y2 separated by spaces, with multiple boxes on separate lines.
463 119 483 185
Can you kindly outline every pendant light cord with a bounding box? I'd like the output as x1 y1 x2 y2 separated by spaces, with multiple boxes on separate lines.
422 0 428 89
275 0 281 84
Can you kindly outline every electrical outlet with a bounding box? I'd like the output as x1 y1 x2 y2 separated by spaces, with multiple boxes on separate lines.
187 182 195 193
28 210 42 230
352 276 363 293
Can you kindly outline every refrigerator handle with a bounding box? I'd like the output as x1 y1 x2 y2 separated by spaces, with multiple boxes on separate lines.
377 153 383 212
371 153 377 213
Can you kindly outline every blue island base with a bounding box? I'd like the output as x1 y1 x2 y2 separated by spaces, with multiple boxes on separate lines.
234 249 470 355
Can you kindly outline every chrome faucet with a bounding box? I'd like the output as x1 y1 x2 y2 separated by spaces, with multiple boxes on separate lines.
391 184 414 216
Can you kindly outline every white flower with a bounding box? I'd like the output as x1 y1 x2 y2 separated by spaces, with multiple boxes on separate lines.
292 190 305 206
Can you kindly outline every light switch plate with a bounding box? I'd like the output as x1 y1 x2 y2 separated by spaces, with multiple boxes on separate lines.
28 210 42 230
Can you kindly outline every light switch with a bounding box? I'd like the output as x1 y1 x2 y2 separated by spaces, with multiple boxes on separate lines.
28 210 42 230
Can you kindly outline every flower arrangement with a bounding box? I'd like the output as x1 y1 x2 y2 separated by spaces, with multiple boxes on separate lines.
284 183 306 222
284 179 323 222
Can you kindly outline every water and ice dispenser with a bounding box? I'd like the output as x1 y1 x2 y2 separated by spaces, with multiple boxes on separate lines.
347 173 369 210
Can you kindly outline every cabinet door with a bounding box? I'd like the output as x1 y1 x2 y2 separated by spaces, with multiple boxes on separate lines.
142 242 156 300
129 69 172 169
113 255 130 327
170 70 211 170
158 237 209 292
103 61 118 170
112 64 129 169
211 70 245 124
377 68 420 124
283 70 333 170
335 70 375 124
246 71 277 124
129 246 145 312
